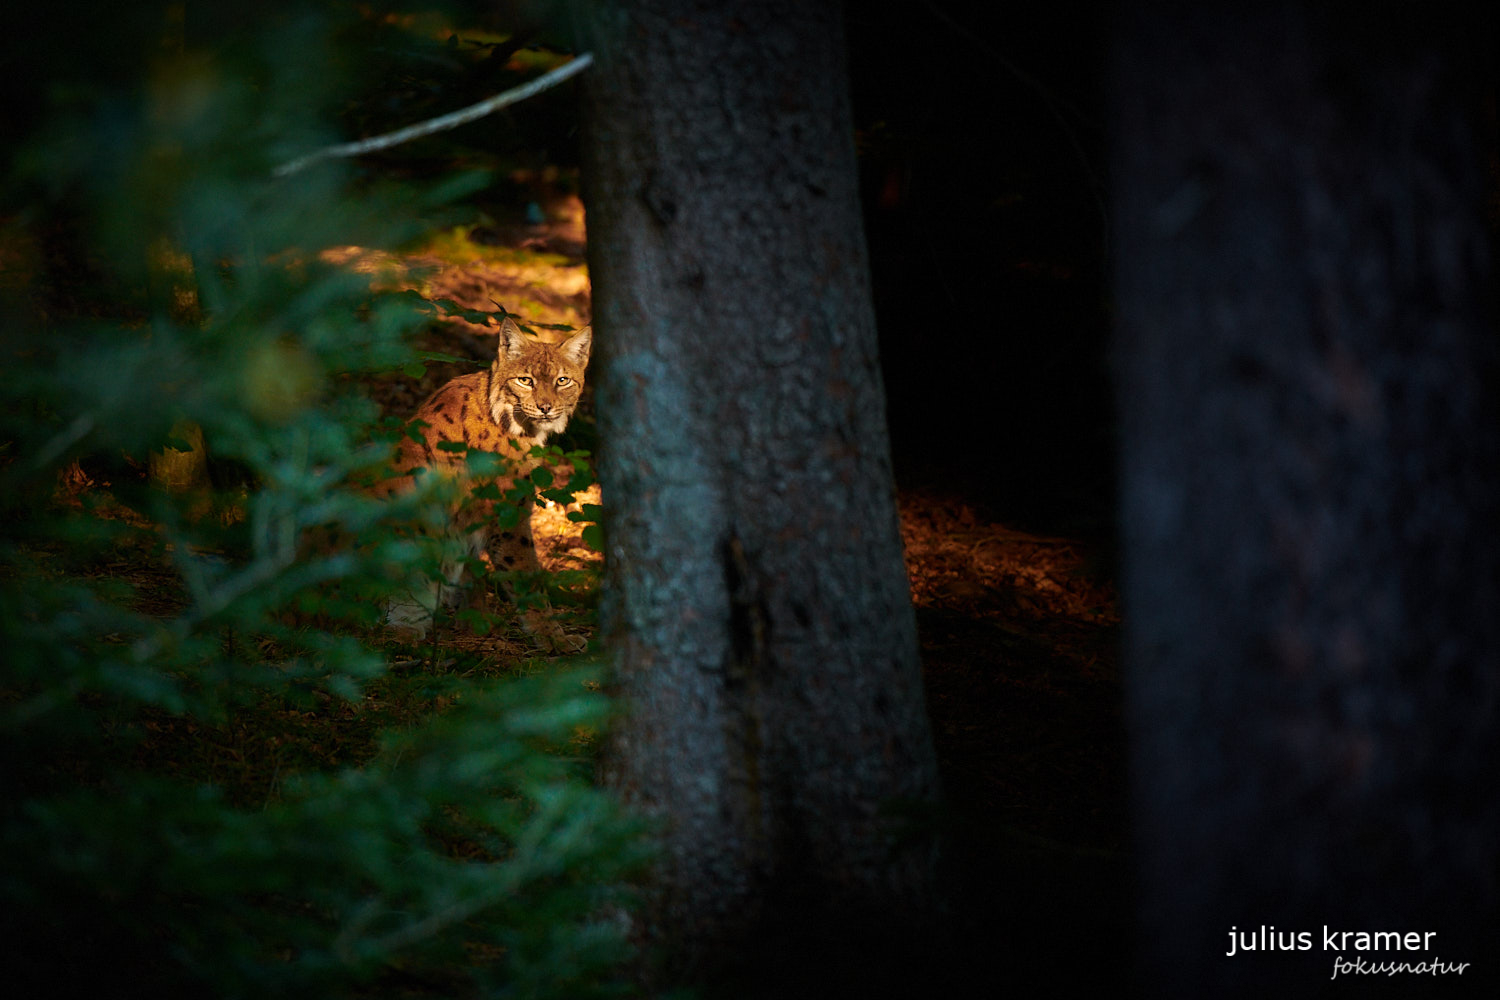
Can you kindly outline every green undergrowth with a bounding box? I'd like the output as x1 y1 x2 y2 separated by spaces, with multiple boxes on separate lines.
420 225 576 272
1 6 644 999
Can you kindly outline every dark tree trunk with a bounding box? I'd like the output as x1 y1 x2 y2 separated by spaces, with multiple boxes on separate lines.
577 0 940 985
1112 4 1499 996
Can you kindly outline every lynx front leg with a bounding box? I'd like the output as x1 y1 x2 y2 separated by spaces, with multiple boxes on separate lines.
484 495 587 654
383 531 474 641
384 583 439 642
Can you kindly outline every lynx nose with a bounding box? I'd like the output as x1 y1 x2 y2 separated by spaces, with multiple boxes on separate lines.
535 401 553 416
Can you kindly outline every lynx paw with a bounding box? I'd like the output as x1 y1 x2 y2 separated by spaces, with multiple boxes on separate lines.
383 595 434 643
546 630 589 655
522 610 587 654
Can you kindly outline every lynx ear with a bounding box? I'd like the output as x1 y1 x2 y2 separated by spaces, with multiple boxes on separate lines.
497 316 526 360
560 325 592 369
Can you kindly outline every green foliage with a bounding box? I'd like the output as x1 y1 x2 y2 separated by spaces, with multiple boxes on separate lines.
571 502 608 553
4 668 645 999
0 5 641 998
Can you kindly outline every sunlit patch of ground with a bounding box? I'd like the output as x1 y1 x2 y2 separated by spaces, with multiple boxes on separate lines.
533 480 602 576
323 191 591 331
897 489 1130 985
899 488 1125 853
900 488 1117 626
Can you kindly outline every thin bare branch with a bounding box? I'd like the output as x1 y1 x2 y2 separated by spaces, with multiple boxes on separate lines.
272 54 594 178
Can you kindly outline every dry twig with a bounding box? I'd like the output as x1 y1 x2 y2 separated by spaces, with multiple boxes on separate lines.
273 54 594 178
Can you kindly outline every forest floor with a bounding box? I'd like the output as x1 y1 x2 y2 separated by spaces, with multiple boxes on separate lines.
59 189 1132 994
356 191 1135 992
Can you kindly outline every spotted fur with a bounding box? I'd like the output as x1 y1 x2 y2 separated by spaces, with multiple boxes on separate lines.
377 316 591 650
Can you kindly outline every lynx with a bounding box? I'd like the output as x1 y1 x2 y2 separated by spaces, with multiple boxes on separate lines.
375 316 592 652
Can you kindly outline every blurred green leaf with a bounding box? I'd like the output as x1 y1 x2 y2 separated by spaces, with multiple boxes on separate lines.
0 7 639 998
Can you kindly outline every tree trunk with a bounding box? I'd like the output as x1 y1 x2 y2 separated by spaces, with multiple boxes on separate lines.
578 0 940 983
1112 4 1499 995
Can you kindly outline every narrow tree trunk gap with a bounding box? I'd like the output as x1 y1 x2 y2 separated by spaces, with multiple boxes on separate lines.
579 0 941 983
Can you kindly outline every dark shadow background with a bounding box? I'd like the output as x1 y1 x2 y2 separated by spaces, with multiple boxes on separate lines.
849 1 1115 543
844 6 1130 994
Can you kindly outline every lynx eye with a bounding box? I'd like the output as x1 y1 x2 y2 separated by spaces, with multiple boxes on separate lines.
556 376 572 387
514 375 533 387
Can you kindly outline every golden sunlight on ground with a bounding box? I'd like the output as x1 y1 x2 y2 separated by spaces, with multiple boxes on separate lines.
899 489 1116 626
319 188 589 332
533 480 602 576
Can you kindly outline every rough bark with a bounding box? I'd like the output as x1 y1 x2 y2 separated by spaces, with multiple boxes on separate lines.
577 0 940 982
1112 4 1499 996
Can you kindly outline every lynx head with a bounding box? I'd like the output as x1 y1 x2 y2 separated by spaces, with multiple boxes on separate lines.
488 316 592 442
